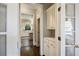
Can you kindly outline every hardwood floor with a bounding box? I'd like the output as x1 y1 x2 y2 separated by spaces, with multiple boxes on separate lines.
20 37 40 56
21 46 40 56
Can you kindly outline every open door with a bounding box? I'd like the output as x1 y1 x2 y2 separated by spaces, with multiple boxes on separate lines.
61 3 79 56
0 4 7 56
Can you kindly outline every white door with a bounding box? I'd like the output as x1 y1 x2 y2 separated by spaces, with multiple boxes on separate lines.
0 4 7 56
0 3 20 56
61 3 79 56
7 4 20 56
75 4 79 56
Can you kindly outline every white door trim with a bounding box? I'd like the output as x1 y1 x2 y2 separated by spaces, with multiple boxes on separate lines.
61 3 65 56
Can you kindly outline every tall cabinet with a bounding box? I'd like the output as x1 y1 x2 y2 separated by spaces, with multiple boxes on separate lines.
44 4 61 56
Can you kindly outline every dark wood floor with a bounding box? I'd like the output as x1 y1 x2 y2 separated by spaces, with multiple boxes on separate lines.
21 46 40 56
20 38 40 56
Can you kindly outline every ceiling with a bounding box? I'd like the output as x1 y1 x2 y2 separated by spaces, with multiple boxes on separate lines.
40 3 54 9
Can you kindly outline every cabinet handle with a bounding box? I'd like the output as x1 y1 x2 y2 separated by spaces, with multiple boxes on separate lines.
58 36 61 41
58 7 61 12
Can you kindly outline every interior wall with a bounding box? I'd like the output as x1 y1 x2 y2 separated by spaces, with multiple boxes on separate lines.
35 4 44 55
35 4 42 46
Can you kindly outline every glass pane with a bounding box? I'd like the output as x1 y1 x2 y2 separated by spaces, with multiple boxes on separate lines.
66 47 75 56
0 35 6 56
0 5 6 32
65 18 75 45
65 4 75 17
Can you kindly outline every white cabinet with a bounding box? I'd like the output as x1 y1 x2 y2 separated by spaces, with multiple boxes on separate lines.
47 6 53 29
49 42 55 56
44 38 49 56
44 37 56 56
46 4 57 29
44 4 60 56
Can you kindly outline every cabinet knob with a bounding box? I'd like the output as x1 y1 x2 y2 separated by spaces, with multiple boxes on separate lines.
58 7 61 12
58 36 61 41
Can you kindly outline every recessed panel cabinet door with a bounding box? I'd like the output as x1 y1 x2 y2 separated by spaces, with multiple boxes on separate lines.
47 6 53 29
47 4 57 29
44 38 49 56
47 9 51 29
49 43 55 56
52 4 56 29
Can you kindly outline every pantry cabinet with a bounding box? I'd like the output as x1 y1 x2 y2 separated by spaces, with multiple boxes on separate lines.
44 4 61 56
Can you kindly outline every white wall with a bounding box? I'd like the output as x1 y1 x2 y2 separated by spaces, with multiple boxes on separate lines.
35 5 42 46
7 3 20 56
35 4 44 55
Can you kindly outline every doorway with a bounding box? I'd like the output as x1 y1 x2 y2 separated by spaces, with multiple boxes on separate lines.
20 3 40 56
36 18 40 47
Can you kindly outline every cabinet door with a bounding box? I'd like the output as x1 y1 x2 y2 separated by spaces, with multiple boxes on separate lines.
47 10 50 29
47 7 53 29
52 4 56 29
44 38 49 56
50 7 53 29
47 4 56 29
49 41 56 56
47 10 52 29
44 44 49 56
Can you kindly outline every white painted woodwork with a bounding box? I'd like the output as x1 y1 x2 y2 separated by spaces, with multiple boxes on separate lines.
44 4 60 56
46 4 56 29
61 3 79 56
44 37 57 56
7 4 20 56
